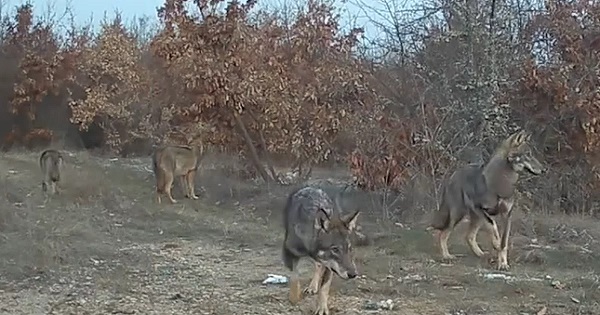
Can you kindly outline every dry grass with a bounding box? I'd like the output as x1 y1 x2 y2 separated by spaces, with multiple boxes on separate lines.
0 150 598 314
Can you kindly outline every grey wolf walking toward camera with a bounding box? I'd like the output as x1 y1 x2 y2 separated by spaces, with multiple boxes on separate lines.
40 149 64 195
429 130 545 270
152 144 203 204
282 186 360 315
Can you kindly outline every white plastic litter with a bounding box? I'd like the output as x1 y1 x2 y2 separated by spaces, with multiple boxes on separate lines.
262 274 288 285
482 273 514 281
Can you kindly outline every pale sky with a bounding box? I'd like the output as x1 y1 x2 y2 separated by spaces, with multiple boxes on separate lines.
13 0 388 40
18 0 165 25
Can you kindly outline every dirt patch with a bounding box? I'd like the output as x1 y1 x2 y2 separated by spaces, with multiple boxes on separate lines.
0 150 599 314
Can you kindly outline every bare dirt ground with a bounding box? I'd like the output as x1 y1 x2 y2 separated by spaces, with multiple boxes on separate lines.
0 150 599 315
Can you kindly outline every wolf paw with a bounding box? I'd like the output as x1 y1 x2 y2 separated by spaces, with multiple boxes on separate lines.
497 262 510 271
303 286 318 295
472 248 487 258
441 254 457 263
190 194 199 200
314 304 330 315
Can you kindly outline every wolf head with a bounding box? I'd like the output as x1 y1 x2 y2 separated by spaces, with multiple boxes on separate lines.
313 208 360 280
502 130 545 175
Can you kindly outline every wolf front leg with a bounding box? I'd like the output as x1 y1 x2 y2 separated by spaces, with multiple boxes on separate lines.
314 267 333 315
496 199 515 270
179 176 189 198
473 208 501 252
496 213 512 270
304 262 324 295
465 214 486 257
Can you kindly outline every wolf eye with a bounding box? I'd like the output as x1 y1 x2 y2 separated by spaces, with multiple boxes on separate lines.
330 246 341 255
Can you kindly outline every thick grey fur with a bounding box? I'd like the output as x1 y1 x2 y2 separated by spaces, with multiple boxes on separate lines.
282 186 336 270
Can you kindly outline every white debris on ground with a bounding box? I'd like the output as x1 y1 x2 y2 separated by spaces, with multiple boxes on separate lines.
261 274 288 285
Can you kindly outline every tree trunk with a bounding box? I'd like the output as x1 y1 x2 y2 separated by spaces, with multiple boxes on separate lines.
232 111 272 183
246 110 279 182
257 128 280 181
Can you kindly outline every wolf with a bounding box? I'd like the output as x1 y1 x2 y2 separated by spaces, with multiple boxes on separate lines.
39 149 64 195
152 144 204 204
282 186 360 315
429 130 545 270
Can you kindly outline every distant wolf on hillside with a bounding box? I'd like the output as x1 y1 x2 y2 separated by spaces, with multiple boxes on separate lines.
39 149 64 195
152 144 204 204
282 186 360 315
429 130 545 270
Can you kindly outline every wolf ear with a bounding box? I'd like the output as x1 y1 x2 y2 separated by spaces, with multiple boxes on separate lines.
314 208 331 232
343 210 360 232
511 130 529 148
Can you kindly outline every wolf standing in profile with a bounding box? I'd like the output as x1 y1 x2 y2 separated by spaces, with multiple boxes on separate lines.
429 130 545 270
152 144 203 204
282 186 360 315
40 149 64 195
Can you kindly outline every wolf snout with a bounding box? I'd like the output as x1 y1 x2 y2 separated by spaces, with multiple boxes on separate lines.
336 268 358 280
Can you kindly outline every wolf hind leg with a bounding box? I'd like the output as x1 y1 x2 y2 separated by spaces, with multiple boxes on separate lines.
154 167 166 204
185 170 199 200
431 202 456 261
51 181 58 195
163 170 177 204
438 206 465 261
439 227 455 261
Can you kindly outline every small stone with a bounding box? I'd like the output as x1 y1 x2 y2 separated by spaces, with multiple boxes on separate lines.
551 280 565 290
363 300 379 310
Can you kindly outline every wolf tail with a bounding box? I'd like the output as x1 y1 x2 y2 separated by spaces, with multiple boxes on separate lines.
151 149 164 193
282 186 302 228
282 187 304 270
428 189 451 231
151 150 159 175
282 244 297 271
